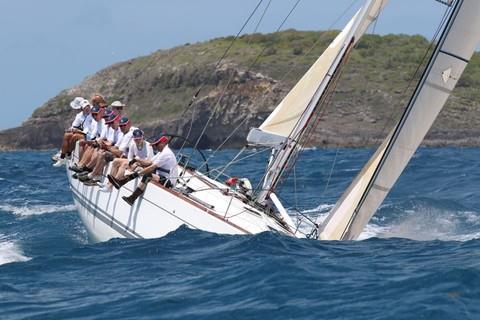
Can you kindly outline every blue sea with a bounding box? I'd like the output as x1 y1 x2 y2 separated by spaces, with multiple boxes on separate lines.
0 148 479 319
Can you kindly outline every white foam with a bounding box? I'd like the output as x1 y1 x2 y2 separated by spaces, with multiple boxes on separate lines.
0 177 5 181
364 207 480 242
290 202 480 242
0 204 76 217
0 236 30 266
301 203 334 214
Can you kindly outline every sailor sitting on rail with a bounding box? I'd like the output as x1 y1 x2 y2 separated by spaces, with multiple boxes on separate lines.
70 107 114 174
69 104 106 163
76 113 124 184
109 135 178 206
81 115 137 185
53 98 92 167
102 129 154 192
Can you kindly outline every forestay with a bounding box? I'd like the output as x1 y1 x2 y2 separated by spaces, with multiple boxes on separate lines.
249 0 389 204
247 0 389 147
319 0 480 240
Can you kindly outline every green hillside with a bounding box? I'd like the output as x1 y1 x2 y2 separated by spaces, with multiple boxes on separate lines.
1 29 479 149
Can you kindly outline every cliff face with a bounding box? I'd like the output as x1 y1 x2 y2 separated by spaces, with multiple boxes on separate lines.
1 30 480 150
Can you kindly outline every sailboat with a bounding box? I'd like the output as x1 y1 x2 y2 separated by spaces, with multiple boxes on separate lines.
66 0 480 242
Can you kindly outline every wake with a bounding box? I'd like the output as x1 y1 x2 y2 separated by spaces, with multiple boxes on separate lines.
0 203 76 217
0 235 30 266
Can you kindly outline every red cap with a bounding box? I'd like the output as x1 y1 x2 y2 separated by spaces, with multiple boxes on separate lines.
150 135 169 145
225 177 238 186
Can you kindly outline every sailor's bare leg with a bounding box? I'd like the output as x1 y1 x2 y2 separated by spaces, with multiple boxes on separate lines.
114 159 129 179
86 150 102 168
109 158 124 178
69 133 84 154
78 146 94 166
60 132 74 158
91 154 107 177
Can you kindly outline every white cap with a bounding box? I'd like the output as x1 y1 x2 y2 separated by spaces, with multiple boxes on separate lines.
80 99 91 109
70 97 85 110
111 100 126 108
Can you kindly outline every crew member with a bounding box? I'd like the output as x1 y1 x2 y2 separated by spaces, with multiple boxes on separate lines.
53 99 92 167
101 129 153 192
110 135 178 206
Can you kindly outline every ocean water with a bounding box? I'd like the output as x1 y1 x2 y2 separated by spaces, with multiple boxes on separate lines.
0 148 479 319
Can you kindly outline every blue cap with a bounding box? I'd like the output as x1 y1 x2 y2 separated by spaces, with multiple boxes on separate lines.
132 129 144 140
103 107 113 118
119 117 130 126
105 113 120 125
91 105 101 114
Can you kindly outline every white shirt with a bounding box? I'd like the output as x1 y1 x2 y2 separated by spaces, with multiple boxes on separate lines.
99 123 109 140
71 111 92 132
128 141 154 161
106 127 123 145
116 126 138 156
86 118 105 140
152 145 178 185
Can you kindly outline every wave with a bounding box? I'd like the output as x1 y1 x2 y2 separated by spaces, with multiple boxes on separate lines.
0 235 30 266
0 203 76 217
292 200 480 242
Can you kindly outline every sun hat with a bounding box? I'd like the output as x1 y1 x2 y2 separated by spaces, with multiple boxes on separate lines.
80 99 91 109
70 97 85 110
110 101 126 108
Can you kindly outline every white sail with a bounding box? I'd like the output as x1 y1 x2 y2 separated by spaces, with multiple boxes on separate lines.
247 0 389 146
319 0 480 240
250 0 389 204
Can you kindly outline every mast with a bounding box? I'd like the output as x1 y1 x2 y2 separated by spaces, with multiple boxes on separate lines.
319 0 480 240
247 0 389 204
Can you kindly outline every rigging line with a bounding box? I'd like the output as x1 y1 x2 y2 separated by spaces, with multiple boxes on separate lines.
373 4 453 144
213 147 273 179
244 0 302 75
211 147 246 179
293 164 298 209
370 0 385 35
270 40 354 193
196 116 250 172
188 0 271 154
176 99 197 156
176 0 265 124
276 196 319 227
255 0 358 106
192 0 302 152
323 148 340 193
253 0 273 33
339 1 460 240
179 2 273 172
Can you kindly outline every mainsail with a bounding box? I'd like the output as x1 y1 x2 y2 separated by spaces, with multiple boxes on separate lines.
319 0 480 240
247 0 389 203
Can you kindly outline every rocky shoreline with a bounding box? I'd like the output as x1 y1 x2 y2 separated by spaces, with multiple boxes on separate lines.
1 30 479 150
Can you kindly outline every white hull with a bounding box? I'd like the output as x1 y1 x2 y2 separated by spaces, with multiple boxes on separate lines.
67 157 303 242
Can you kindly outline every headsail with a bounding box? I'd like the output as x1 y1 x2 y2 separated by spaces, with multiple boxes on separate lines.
319 0 480 240
247 0 389 146
248 0 389 204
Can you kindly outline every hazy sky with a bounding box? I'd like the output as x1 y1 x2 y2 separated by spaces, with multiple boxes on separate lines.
0 0 449 129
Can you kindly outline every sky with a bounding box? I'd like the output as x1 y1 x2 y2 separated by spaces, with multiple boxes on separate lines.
0 0 449 130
